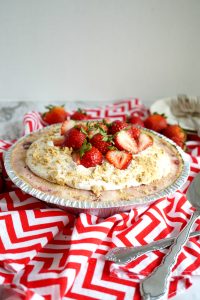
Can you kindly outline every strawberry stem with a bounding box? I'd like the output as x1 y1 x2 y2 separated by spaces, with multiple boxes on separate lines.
79 141 92 157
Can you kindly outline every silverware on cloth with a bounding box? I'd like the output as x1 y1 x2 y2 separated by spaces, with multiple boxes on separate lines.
140 173 200 300
105 230 200 265
170 94 200 136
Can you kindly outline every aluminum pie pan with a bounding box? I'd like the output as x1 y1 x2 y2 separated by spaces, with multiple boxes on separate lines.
4 125 190 217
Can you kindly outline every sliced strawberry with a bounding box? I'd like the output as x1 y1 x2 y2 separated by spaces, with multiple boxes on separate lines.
130 126 141 139
61 120 75 135
80 146 103 168
114 129 138 154
53 136 65 147
106 150 132 170
64 128 86 150
137 133 153 152
72 152 81 165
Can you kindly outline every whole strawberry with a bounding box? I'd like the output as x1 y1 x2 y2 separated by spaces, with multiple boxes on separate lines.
90 133 112 154
80 146 103 168
108 120 129 135
71 108 91 120
43 105 68 124
144 113 167 132
64 128 86 150
128 115 144 127
161 124 186 149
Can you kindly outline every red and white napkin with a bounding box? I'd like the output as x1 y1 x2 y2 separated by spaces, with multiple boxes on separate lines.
0 99 200 300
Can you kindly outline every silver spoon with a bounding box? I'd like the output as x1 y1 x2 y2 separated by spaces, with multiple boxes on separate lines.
140 173 200 300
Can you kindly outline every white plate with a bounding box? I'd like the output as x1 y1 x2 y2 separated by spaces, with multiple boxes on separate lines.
150 97 200 132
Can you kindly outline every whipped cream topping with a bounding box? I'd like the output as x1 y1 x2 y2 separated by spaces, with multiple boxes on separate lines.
26 132 174 195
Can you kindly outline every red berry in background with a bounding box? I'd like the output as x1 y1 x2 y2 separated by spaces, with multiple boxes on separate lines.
109 120 129 135
144 113 167 132
80 147 103 168
90 133 112 154
128 115 144 127
43 105 68 124
71 108 91 120
64 128 86 150
161 124 186 149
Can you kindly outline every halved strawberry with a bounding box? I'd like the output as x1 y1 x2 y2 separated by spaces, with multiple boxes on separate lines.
53 136 65 147
61 120 75 135
137 133 153 152
130 126 141 139
105 150 132 170
114 129 138 154
72 152 81 165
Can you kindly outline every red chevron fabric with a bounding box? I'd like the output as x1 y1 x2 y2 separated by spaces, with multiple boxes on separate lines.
0 99 200 300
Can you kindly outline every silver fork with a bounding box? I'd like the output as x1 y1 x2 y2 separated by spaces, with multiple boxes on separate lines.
105 230 200 264
171 94 200 136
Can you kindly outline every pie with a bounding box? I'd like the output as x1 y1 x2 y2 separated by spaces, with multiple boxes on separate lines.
8 120 185 205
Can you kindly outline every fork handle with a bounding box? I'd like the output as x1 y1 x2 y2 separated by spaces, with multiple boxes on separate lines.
140 210 200 300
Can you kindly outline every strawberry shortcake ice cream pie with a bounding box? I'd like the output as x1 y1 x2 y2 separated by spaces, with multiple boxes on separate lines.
9 118 183 202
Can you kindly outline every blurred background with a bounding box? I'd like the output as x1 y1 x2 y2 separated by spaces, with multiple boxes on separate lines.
0 0 200 104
